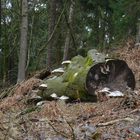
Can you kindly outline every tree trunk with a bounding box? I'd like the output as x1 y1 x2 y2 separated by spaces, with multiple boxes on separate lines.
63 0 75 61
2 1 9 85
47 0 62 68
93 8 99 47
17 0 28 83
0 0 2 44
136 22 140 43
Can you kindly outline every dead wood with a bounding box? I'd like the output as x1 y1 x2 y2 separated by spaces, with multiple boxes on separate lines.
86 59 135 101
97 117 135 127
34 69 51 80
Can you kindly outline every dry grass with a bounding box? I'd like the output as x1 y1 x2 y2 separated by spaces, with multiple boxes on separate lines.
0 78 42 111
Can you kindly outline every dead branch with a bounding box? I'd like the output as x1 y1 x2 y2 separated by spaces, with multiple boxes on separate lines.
34 69 51 80
47 121 69 138
130 109 140 114
96 117 135 127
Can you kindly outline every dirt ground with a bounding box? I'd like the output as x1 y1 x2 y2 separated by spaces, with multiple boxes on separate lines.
0 44 140 140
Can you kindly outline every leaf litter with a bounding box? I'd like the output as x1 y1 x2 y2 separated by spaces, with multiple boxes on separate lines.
0 43 140 140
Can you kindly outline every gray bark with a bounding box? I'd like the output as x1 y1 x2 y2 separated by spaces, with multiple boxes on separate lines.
47 0 62 68
0 0 2 45
63 1 75 61
136 22 140 43
17 0 28 83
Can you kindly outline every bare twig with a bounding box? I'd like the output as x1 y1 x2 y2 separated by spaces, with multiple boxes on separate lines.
96 117 135 127
0 84 19 100
47 121 69 138
130 109 140 114
66 120 76 140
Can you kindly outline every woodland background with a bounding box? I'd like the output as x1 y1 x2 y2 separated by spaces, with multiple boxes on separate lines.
0 0 140 85
0 1 140 139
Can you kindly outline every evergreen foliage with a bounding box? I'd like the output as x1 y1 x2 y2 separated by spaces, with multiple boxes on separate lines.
0 0 139 86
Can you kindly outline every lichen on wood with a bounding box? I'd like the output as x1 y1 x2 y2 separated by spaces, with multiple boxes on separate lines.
38 50 135 102
40 54 94 101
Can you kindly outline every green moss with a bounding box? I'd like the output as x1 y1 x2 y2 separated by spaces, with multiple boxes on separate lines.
42 54 94 101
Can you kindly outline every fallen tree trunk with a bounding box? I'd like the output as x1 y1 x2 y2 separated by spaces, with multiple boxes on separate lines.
15 50 135 103
86 59 135 101
34 69 51 80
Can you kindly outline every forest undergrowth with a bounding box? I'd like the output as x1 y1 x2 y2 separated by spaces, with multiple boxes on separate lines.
0 44 140 140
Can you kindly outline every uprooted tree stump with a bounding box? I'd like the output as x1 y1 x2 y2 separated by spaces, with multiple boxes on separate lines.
86 59 136 101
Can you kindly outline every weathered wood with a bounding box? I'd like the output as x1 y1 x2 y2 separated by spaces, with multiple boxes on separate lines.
34 69 51 80
86 59 135 101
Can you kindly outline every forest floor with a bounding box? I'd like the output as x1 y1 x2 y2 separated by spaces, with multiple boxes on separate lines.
0 44 140 140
